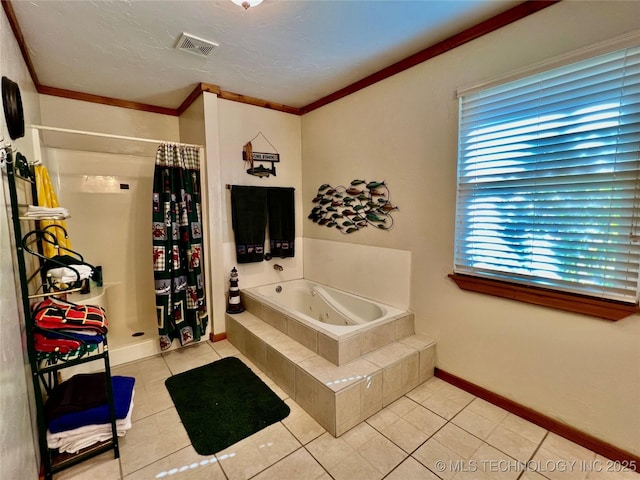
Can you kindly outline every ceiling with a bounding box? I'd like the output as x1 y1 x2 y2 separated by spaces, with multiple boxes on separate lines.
9 0 525 112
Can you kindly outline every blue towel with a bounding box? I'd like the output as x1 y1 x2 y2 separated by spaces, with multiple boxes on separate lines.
47 376 135 433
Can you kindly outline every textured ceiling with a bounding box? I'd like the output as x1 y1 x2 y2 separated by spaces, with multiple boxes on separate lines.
10 0 522 110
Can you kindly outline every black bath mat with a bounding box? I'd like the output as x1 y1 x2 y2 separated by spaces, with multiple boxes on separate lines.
165 356 290 455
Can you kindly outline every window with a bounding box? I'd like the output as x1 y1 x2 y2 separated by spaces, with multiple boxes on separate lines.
453 45 640 315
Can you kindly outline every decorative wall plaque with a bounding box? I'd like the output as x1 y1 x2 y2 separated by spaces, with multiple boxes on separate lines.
308 180 398 233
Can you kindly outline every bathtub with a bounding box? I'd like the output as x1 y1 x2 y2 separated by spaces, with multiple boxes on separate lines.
243 279 408 341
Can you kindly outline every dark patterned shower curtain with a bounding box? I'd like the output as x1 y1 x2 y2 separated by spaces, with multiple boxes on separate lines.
152 143 208 351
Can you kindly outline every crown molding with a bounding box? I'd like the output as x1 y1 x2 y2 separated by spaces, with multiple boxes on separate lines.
3 0 558 117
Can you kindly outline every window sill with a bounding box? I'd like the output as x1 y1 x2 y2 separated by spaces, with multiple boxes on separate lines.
448 273 639 321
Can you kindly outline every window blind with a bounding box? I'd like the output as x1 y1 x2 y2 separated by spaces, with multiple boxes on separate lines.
454 45 640 303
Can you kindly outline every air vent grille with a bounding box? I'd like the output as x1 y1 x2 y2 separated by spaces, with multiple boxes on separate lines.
176 33 218 57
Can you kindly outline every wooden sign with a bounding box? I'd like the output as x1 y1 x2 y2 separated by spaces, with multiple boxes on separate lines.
251 152 280 162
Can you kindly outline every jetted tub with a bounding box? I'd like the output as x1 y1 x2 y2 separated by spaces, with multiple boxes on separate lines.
243 279 408 341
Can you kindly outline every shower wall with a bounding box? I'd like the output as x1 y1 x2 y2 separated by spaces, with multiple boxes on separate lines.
37 95 184 364
43 147 161 364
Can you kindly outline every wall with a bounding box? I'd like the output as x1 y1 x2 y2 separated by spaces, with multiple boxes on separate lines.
38 96 180 157
43 147 162 365
206 97 302 334
301 1 640 455
0 6 40 480
304 238 411 310
179 93 226 337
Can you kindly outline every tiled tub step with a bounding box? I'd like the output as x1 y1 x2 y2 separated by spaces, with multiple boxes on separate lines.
226 312 436 436
241 291 416 365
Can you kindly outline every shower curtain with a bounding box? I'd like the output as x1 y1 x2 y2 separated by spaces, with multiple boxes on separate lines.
152 144 208 351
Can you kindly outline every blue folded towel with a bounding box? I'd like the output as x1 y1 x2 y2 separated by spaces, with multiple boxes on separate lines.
48 376 135 433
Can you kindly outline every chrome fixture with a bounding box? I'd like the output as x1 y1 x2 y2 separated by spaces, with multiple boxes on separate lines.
273 264 283 271
231 0 263 10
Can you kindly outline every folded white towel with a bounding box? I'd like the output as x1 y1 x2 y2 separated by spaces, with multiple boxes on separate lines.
47 265 93 283
24 205 70 219
46 396 134 453
27 205 68 213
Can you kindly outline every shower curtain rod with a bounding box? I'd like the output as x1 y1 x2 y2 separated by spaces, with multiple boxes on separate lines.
27 124 203 149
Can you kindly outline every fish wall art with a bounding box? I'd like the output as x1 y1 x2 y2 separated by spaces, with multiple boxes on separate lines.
308 180 398 233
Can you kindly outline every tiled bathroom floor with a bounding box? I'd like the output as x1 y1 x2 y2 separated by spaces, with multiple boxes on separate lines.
54 340 639 480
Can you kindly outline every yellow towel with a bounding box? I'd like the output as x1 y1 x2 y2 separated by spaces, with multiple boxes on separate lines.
34 165 72 258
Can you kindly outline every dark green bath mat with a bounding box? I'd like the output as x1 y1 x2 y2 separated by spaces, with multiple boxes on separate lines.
165 356 290 455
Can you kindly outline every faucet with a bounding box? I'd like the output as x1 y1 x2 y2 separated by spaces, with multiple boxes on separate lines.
273 264 283 271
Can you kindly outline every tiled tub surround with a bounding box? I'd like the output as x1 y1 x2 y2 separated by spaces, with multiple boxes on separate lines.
242 280 415 365
226 311 436 437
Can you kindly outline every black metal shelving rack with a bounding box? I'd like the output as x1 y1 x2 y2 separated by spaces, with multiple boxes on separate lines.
3 147 119 480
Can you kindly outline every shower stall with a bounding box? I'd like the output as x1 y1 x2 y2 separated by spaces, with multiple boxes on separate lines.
32 126 207 365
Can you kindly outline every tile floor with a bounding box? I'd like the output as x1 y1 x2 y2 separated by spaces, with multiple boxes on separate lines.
54 340 639 480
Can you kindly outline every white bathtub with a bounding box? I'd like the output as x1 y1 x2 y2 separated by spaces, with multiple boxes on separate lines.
243 279 407 340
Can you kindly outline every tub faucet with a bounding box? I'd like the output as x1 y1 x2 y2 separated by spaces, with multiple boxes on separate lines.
273 264 283 271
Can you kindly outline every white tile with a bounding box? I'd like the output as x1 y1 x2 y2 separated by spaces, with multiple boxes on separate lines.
387 396 419 417
356 433 406 475
420 392 473 421
432 423 484 460
111 354 171 385
123 445 226 480
324 453 384 480
465 398 509 424
252 448 328 480
306 432 356 471
385 457 442 480
366 407 402 432
540 433 597 463
469 442 521 480
375 416 429 453
486 424 540 463
406 376 448 404
501 413 547 445
52 451 121 480
215 422 301 480
281 398 326 445
417 382 474 420
402 403 447 437
370 399 444 453
119 407 191 475
210 339 241 357
452 408 499 440
129 377 174 421
413 437 466 480
340 421 380 451
520 472 551 480
162 342 220 375
531 446 590 480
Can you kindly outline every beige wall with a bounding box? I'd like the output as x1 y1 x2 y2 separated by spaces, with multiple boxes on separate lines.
38 95 180 156
206 97 303 333
0 6 40 479
301 1 640 455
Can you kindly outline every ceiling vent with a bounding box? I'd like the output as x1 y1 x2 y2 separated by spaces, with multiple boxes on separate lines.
176 33 218 57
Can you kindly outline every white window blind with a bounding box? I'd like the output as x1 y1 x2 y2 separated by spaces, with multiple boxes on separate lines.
455 45 640 303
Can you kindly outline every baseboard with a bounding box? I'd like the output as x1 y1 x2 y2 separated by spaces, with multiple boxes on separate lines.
210 332 227 342
434 368 639 471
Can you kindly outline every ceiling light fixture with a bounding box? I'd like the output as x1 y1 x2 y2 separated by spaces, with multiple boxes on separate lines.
231 0 263 10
